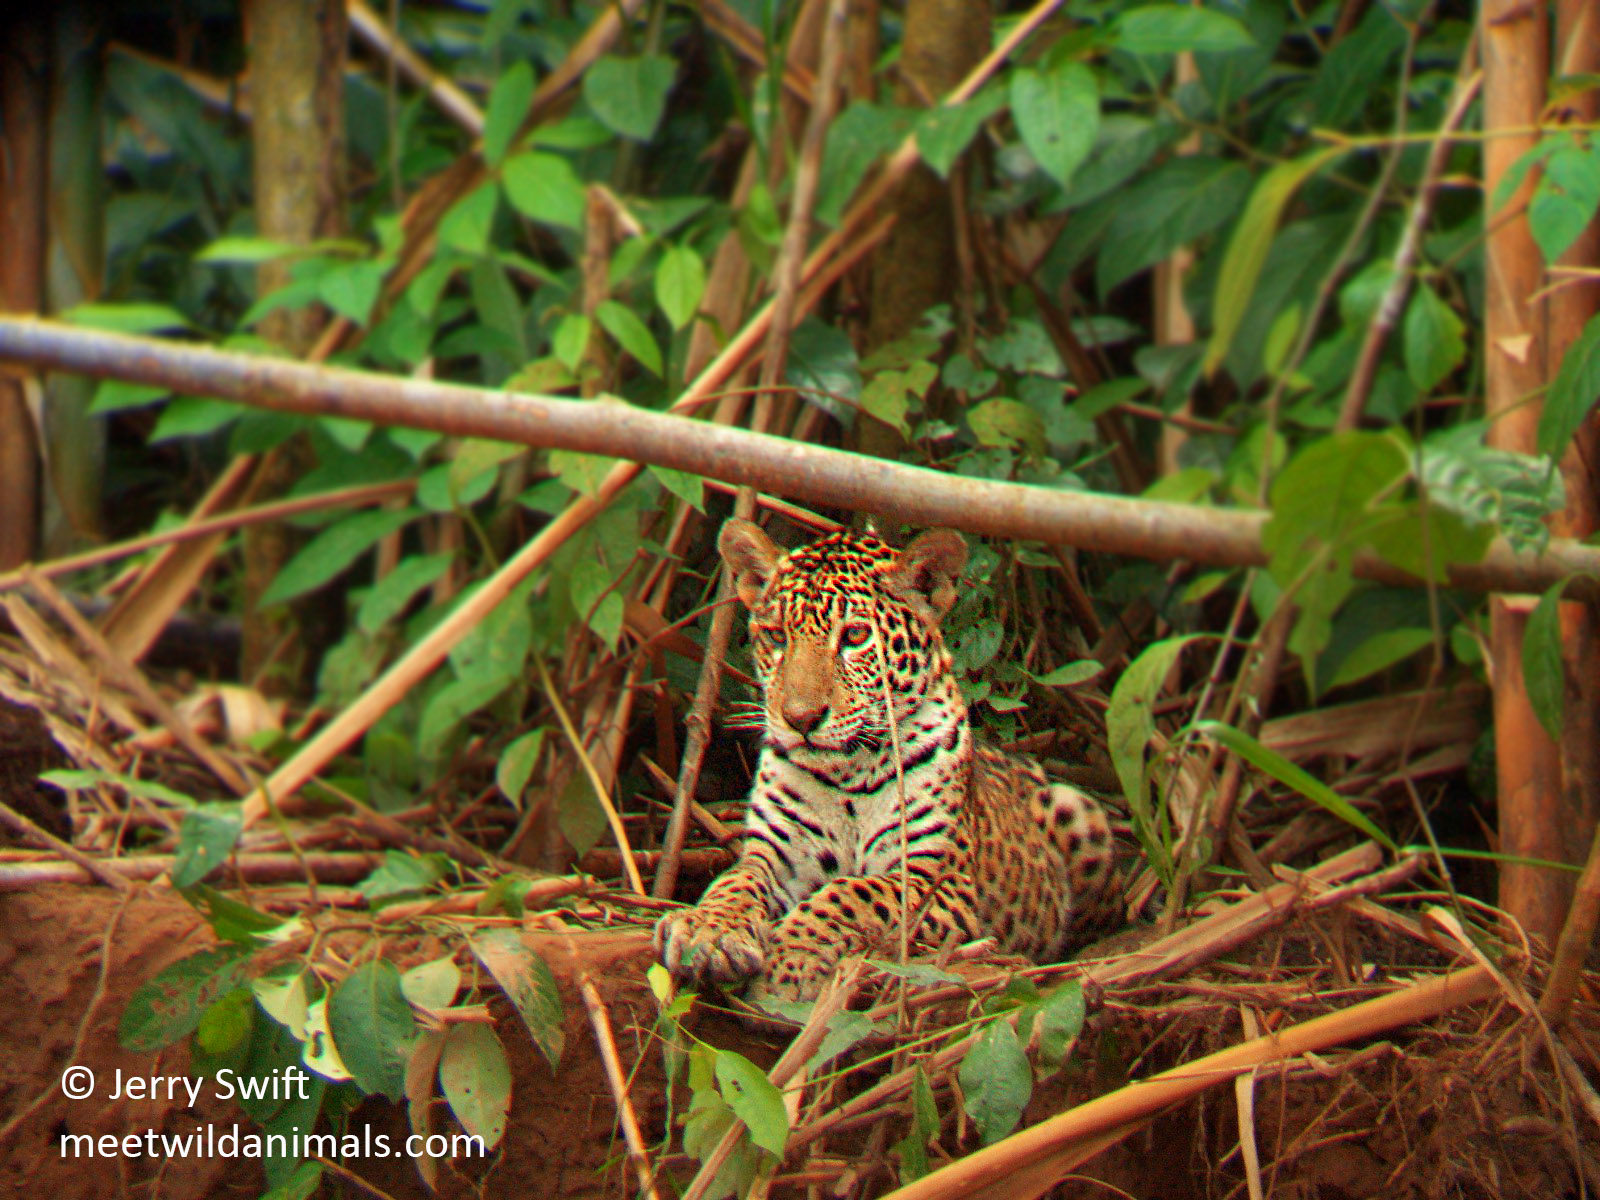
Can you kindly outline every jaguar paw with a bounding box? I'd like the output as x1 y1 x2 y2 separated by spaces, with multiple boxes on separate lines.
655 908 768 988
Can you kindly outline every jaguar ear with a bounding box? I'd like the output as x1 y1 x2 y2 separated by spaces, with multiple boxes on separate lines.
719 518 781 609
887 529 967 619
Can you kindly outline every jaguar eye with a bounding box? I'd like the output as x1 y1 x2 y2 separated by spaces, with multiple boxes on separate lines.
758 625 787 648
842 623 873 647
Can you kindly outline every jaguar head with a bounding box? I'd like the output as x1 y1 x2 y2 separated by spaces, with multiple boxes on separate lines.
718 518 967 755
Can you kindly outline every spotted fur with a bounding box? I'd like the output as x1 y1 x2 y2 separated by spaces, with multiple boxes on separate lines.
655 519 1121 1003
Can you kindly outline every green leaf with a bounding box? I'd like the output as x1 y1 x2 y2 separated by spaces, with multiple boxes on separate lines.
195 235 302 263
804 1011 878 1073
818 101 915 226
317 260 386 327
184 885 290 945
194 983 255 1058
439 1023 513 1148
401 958 462 1010
496 728 548 807
1204 149 1341 377
1325 628 1434 691
1035 980 1086 1075
584 54 675 141
655 243 707 330
502 151 586 231
916 87 1006 180
91 379 169 415
41 768 195 807
892 1067 940 1183
150 396 245 442
959 1020 1031 1144
551 312 592 371
355 850 450 902
1106 636 1197 879
714 1049 790 1155
1030 661 1102 687
439 183 499 256
1193 720 1397 850
866 959 963 987
1010 63 1098 189
1112 5 1255 54
1099 157 1252 296
119 947 252 1051
1403 282 1466 392
356 552 454 635
968 398 1046 455
1072 377 1148 419
328 960 417 1101
259 508 418 608
595 300 662 376
471 928 565 1069
1531 137 1600 265
1523 580 1568 742
1541 312 1600 459
483 61 535 166
649 463 706 511
62 301 193 333
171 803 244 888
419 673 515 761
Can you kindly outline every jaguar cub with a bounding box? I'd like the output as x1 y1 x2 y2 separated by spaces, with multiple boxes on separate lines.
655 519 1120 1003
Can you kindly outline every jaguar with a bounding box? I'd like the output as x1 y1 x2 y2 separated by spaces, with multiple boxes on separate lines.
655 518 1121 1003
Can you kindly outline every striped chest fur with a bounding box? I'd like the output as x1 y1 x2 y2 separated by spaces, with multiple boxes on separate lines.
655 519 1121 1004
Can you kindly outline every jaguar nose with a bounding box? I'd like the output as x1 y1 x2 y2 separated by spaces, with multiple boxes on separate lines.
783 701 829 736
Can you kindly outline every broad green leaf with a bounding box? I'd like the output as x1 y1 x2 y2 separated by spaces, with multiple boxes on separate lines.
817 101 915 225
867 959 963 987
1099 157 1252 296
959 1020 1031 1144
317 260 386 327
1204 149 1341 377
62 301 192 333
419 673 515 761
892 1067 940 1183
1531 137 1600 265
584 54 675 141
649 463 705 511
150 396 245 442
328 960 417 1100
195 235 301 263
1403 282 1466 392
1035 980 1086 1075
1112 5 1254 54
1072 377 1148 419
483 61 535 166
502 151 586 231
1106 636 1197 879
119 947 252 1051
1523 580 1568 742
1030 661 1101 687
496 728 548 807
550 449 617 499
91 379 168 415
194 983 255 1058
439 183 499 256
1540 312 1600 459
259 508 419 608
172 803 244 888
355 850 450 902
1262 432 1409 659
1325 627 1434 691
186 886 293 945
714 1049 789 1155
356 552 454 635
788 320 863 424
1490 137 1560 215
655 243 707 331
968 398 1046 455
1422 425 1565 553
1010 63 1098 189
805 1010 878 1072
471 928 565 1069
916 87 1006 180
399 959 461 1012
595 300 663 376
439 1023 513 1147
1193 720 1396 850
551 312 592 371
1305 5 1407 128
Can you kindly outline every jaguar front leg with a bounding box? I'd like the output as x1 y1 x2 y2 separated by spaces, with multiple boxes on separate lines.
750 873 982 1005
655 862 778 988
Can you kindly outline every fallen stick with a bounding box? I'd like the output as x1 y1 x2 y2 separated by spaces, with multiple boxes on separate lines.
883 965 1499 1200
0 850 384 890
